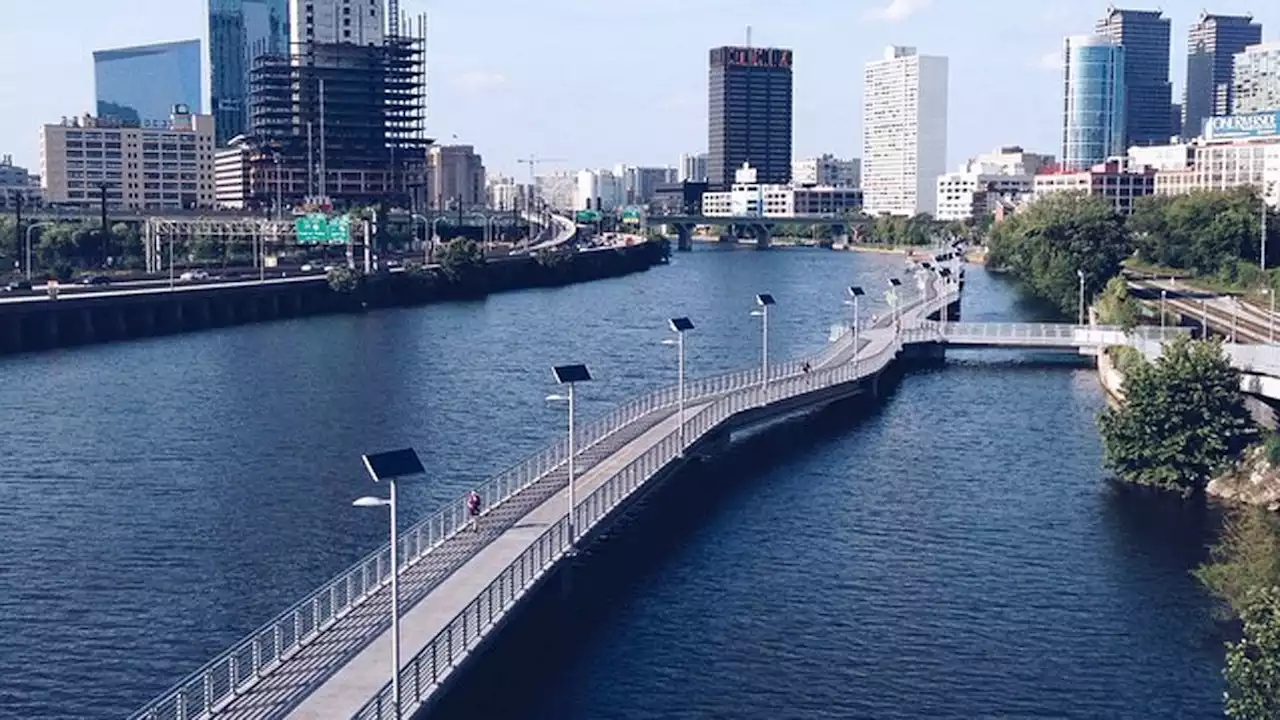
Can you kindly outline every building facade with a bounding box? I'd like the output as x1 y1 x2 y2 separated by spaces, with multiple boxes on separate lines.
862 45 949 216
486 175 531 211
614 165 677 205
708 46 794 189
209 0 290 147
934 147 1054 222
1032 159 1155 215
1062 35 1126 171
1152 112 1280 204
427 145 486 209
792 154 860 188
94 40 202 129
535 172 577 210
574 169 624 212
1094 8 1172 146
290 0 384 48
678 152 708 183
0 156 42 212
1183 13 1262 138
1233 43 1280 115
41 108 216 211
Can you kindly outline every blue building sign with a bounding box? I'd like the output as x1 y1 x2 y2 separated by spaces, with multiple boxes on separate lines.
1202 111 1280 141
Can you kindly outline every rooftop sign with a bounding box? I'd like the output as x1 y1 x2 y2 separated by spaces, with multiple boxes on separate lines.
1202 111 1280 141
712 46 793 69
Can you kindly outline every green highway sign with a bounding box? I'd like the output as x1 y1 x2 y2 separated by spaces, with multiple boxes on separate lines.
621 208 643 224
575 210 602 223
295 214 352 245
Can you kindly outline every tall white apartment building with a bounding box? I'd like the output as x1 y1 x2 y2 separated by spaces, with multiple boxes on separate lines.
1233 43 1280 115
290 0 384 49
792 154 861 187
862 45 949 216
678 152 708 183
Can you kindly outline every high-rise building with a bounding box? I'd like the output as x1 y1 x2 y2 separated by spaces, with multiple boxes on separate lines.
575 169 624 211
244 3 427 209
707 45 793 189
678 152 708 183
94 40 202 128
209 0 290 147
1094 8 1171 147
1233 43 1280 115
41 108 216 211
862 45 948 216
535 172 577 210
427 145 486 209
614 165 677 205
792 155 860 187
1183 13 1262 138
1062 35 1126 170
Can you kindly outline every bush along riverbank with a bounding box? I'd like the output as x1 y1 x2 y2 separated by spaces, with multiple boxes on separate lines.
327 238 669 309
1097 337 1280 719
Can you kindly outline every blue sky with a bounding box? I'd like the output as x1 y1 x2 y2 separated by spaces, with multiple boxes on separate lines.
2 0 1278 177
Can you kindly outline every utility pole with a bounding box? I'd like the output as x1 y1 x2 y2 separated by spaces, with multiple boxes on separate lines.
13 192 22 273
99 183 109 266
319 78 327 202
1263 197 1269 272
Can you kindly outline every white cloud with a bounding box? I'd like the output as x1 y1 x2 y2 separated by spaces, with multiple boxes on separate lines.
452 71 507 94
869 0 930 22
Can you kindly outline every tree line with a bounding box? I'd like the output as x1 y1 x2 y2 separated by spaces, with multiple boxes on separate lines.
986 188 1278 317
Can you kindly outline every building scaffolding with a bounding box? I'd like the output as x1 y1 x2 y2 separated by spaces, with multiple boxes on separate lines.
246 12 429 209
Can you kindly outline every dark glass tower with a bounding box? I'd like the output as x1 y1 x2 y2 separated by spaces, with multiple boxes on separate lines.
1095 8 1172 146
94 40 202 127
209 0 289 146
1183 12 1262 138
708 46 793 189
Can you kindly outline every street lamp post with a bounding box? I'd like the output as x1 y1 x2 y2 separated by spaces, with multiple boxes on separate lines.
664 318 694 455
24 222 53 281
887 278 902 331
1232 298 1239 343
355 448 426 720
1271 288 1276 344
549 364 592 548
1077 268 1086 325
1160 289 1167 330
847 286 865 372
1201 299 1208 339
751 294 775 400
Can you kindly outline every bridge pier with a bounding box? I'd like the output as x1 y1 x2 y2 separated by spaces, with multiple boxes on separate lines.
674 223 694 252
752 224 773 250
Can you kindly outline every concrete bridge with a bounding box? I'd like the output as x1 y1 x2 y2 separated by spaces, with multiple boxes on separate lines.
129 259 1279 720
652 214 870 251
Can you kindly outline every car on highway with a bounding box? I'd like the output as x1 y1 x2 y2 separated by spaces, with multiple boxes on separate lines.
3 279 32 292
80 275 111 286
300 263 317 272
178 269 210 282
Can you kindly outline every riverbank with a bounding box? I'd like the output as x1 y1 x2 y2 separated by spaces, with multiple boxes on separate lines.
0 240 669 356
1096 346 1280 508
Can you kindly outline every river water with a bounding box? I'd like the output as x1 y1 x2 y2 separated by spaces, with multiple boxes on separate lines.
0 246 1222 719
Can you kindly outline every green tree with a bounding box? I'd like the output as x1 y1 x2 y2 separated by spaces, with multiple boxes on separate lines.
1195 508 1280 619
987 191 1130 317
1223 586 1280 720
1094 276 1138 329
1129 189 1271 277
437 237 486 283
326 265 361 294
1098 336 1258 498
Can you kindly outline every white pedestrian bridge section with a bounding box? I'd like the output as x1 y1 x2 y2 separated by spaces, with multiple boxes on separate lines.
129 262 962 720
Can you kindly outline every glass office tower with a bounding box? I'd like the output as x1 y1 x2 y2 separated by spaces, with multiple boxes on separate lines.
94 40 202 127
209 0 289 146
1062 35 1127 170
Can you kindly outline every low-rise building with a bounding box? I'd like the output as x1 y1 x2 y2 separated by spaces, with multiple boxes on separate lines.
934 146 1054 221
1147 112 1280 204
792 154 861 188
486 175 531 211
1032 158 1156 215
40 106 215 211
701 163 862 218
0 155 42 211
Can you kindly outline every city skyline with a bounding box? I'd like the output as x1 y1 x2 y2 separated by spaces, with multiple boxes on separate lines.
3 0 1280 178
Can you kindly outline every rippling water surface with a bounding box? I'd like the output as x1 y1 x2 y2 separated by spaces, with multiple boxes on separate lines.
0 246 1221 719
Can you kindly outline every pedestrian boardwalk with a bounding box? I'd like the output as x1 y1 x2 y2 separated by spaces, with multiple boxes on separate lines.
131 256 965 720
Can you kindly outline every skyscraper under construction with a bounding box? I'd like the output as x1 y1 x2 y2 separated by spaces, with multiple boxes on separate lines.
238 0 428 210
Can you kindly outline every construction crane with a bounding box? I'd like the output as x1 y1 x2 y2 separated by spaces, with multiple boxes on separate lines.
517 155 567 190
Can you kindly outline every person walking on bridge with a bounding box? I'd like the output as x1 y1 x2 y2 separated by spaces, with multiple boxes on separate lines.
467 490 482 532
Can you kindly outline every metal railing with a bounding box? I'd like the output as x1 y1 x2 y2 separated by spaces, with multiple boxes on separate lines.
131 263 960 720
352 275 959 719
900 322 1191 348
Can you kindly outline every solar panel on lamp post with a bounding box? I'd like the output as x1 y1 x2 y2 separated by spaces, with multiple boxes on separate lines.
888 278 902 330
750 294 776 401
355 447 425 720
664 318 695 455
847 286 865 372
548 364 592 548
